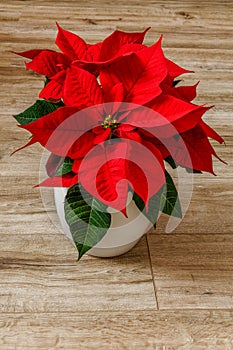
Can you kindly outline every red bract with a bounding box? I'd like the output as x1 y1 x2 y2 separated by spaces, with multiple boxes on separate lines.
77 141 165 213
14 23 150 101
13 25 224 211
100 37 168 105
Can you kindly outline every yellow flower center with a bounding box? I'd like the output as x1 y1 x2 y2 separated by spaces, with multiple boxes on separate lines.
101 114 118 129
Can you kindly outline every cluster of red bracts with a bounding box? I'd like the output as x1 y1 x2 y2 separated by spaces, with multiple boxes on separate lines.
14 24 224 211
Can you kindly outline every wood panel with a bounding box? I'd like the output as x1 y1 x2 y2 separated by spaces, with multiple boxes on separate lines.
0 310 233 349
147 233 233 309
0 0 233 349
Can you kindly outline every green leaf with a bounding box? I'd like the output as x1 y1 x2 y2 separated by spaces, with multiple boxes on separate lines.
165 155 177 169
133 185 164 227
160 170 182 218
64 183 111 260
13 99 64 125
133 170 182 225
55 157 73 176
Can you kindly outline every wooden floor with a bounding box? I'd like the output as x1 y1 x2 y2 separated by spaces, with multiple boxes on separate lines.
1 0 233 348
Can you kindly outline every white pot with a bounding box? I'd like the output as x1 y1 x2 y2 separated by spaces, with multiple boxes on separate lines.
54 187 152 258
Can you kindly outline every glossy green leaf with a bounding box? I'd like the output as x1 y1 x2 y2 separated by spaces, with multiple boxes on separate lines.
161 171 182 218
64 183 111 260
55 157 73 176
133 170 182 226
13 99 64 125
133 185 164 227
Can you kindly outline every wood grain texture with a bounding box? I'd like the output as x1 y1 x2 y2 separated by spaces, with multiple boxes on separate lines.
0 0 233 349
0 311 233 350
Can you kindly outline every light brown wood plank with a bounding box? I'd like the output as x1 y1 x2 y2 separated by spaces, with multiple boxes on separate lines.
0 310 233 349
1 0 233 348
0 236 157 312
147 233 233 309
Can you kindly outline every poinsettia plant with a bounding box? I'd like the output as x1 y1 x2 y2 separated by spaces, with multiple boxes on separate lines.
12 24 224 259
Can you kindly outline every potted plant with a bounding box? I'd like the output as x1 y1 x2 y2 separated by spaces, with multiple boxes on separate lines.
12 24 224 259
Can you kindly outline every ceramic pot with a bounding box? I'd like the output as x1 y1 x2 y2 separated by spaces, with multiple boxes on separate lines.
54 187 152 258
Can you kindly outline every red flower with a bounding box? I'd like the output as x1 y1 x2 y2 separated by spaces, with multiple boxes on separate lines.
14 24 150 101
14 25 224 211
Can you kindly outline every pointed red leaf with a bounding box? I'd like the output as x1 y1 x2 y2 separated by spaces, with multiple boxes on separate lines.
199 120 224 144
114 124 142 143
25 50 69 77
78 142 129 212
100 37 168 105
103 82 125 103
86 42 102 61
93 127 111 144
147 94 209 135
172 105 210 135
63 66 103 108
97 159 129 213
55 23 87 61
116 43 145 56
96 158 151 214
78 139 165 212
19 107 80 155
116 124 135 132
12 49 43 59
166 58 193 78
176 125 216 174
161 82 199 102
175 82 199 102
149 95 197 123
37 173 78 187
73 53 127 78
141 136 170 160
39 70 66 100
73 43 144 74
127 141 165 210
20 106 102 158
99 27 150 61
125 140 165 201
68 131 95 159
103 82 125 115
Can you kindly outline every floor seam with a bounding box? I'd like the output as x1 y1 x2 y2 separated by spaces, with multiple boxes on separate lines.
146 233 159 310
